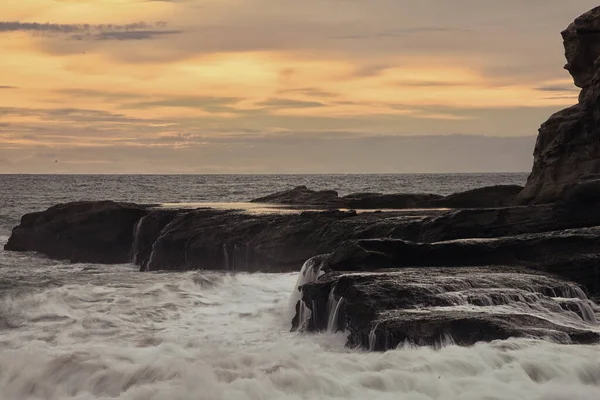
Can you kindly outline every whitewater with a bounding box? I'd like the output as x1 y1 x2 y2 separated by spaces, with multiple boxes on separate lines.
2 174 600 399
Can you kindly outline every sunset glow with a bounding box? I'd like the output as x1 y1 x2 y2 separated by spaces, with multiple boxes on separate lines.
0 0 596 173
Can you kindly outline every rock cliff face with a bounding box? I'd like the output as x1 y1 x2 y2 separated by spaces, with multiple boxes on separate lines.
519 6 600 204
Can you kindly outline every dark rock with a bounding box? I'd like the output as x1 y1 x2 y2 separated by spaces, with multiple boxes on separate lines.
145 209 428 272
342 193 443 209
4 201 150 264
430 185 523 208
415 201 600 243
297 267 600 350
252 185 523 210
324 229 600 293
563 6 600 88
250 186 342 207
556 178 600 206
518 6 600 204
5 200 449 270
351 312 600 350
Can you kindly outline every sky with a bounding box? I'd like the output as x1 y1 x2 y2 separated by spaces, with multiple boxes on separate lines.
0 0 597 174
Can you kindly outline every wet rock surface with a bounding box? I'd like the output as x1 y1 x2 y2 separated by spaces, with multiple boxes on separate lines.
295 267 600 350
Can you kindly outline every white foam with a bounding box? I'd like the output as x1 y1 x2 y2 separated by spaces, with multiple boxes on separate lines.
1 268 600 400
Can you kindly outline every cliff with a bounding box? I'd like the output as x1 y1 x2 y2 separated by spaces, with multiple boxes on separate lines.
519 6 600 204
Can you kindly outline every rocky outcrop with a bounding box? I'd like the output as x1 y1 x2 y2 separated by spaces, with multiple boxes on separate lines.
4 201 151 264
324 229 600 293
518 6 600 204
5 201 446 271
414 198 600 242
142 209 429 272
430 185 522 208
250 186 342 207
296 266 600 349
293 231 600 350
251 185 522 210
9 192 600 272
342 193 443 209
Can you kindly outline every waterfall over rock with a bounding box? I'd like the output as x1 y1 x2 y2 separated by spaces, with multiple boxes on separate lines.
289 254 329 330
292 265 600 350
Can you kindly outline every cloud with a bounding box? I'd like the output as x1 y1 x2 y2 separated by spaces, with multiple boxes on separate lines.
332 27 473 40
276 88 338 98
258 98 327 109
75 30 182 41
0 107 168 127
0 21 181 40
125 96 243 112
535 85 579 92
0 86 17 89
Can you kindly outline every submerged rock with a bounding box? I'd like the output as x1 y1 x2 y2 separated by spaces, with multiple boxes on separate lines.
518 6 600 204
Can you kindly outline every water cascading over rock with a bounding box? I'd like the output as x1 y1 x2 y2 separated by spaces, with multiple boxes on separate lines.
289 254 329 330
291 264 600 350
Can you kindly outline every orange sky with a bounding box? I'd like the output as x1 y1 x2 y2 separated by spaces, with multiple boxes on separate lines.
0 0 597 173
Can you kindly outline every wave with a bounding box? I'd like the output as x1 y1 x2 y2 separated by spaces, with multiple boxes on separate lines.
1 260 600 399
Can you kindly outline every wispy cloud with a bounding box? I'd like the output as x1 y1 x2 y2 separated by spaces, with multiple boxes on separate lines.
0 21 181 40
535 85 578 92
258 98 327 109
332 27 473 40
125 96 243 112
0 86 17 89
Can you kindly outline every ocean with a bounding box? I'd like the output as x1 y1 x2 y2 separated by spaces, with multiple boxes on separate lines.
3 173 600 400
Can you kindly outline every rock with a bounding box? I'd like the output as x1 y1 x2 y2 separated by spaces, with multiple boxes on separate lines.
250 186 342 207
251 185 522 210
430 185 522 208
296 267 600 349
352 312 600 350
563 6 600 88
415 201 600 243
4 201 151 264
518 6 600 204
342 193 443 209
144 209 428 272
4 200 449 270
324 229 600 293
556 178 600 206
